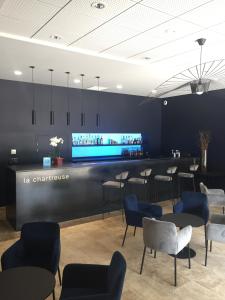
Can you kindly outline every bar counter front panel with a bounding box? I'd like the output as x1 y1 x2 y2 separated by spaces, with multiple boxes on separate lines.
7 158 193 230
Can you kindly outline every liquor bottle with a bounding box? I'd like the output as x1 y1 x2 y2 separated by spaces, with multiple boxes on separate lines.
100 136 103 144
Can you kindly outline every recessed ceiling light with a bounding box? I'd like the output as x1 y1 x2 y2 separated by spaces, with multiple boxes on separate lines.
74 79 81 84
14 70 22 76
91 1 106 9
50 34 62 41
144 57 151 60
116 84 123 89
88 86 108 91
152 89 157 94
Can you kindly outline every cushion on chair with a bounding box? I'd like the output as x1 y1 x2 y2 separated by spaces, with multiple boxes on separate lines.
207 223 225 243
103 181 124 188
189 164 199 171
140 169 152 177
154 175 172 182
115 171 129 180
128 178 147 184
178 172 194 178
166 166 177 174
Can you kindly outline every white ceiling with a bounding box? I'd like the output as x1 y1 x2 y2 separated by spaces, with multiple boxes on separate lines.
1 0 225 97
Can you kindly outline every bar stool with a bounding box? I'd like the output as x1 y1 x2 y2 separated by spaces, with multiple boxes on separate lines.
178 164 199 196
154 166 177 206
102 171 129 220
127 168 152 201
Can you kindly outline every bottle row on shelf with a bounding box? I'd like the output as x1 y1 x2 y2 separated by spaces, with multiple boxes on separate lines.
72 135 142 146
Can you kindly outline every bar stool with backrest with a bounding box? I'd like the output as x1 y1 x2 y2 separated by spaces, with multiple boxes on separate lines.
154 166 177 206
127 168 152 201
178 164 199 197
102 171 129 219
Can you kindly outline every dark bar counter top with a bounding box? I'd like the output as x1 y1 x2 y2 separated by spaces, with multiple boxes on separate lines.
7 157 194 230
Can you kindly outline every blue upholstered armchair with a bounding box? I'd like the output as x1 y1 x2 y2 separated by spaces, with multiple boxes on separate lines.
60 251 126 300
1 222 61 286
122 194 162 246
173 191 209 225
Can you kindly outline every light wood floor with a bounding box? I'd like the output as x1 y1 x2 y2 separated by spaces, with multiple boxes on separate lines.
1 204 225 300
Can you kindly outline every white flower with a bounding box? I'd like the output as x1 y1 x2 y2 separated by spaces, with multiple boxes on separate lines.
49 136 63 147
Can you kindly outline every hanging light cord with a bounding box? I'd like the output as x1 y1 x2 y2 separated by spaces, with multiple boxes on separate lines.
50 69 53 110
31 67 35 109
66 72 70 111
97 76 100 111
199 44 203 80
81 74 84 112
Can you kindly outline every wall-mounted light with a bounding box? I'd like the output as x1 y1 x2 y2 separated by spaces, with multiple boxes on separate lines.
49 69 54 125
80 74 85 127
29 66 36 125
65 71 70 126
96 76 100 128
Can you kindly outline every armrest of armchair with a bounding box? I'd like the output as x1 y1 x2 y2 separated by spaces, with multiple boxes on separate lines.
62 264 108 289
207 223 225 242
177 225 192 254
173 201 184 214
202 202 209 224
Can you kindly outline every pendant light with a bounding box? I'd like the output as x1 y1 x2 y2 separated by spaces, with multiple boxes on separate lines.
80 74 85 127
49 69 54 125
65 71 70 126
96 76 100 127
29 66 36 125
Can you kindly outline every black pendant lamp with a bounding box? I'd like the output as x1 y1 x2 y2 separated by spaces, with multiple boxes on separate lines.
49 69 54 125
30 66 36 125
65 71 70 126
80 74 85 127
96 76 100 127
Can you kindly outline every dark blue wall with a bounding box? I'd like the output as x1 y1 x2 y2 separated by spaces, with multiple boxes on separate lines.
0 79 162 205
162 89 225 171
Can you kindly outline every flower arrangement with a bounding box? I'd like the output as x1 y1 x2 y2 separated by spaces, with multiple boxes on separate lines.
199 131 211 150
49 136 64 158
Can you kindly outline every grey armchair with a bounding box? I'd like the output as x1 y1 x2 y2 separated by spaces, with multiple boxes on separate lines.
205 214 225 266
140 217 192 286
200 182 225 214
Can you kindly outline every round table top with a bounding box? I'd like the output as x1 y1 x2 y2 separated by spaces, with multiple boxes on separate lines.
0 266 55 300
161 213 204 228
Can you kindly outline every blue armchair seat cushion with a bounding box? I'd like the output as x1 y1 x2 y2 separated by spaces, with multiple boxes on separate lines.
60 288 107 299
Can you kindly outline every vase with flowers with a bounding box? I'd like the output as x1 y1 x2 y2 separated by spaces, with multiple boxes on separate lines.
199 131 211 173
49 136 64 166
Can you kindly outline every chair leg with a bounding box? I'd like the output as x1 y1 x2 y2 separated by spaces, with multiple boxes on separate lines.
205 240 208 266
52 290 55 300
187 243 191 269
210 240 212 252
120 187 124 222
174 255 177 287
140 246 146 274
133 226 137 236
122 225 128 247
154 250 157 258
193 177 196 192
58 266 62 286
204 225 207 248
223 207 225 215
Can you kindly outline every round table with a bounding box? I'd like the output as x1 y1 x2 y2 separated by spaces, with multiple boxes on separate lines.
161 213 204 259
0 266 55 300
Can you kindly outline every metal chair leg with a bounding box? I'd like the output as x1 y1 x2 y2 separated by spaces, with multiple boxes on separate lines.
174 255 177 287
223 207 225 215
133 226 137 236
140 246 146 274
210 240 212 252
204 225 207 248
52 290 55 300
205 240 208 266
58 266 62 286
154 250 157 258
187 243 191 269
193 177 196 192
122 225 128 247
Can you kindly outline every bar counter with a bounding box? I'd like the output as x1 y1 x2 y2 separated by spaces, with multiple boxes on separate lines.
6 157 194 230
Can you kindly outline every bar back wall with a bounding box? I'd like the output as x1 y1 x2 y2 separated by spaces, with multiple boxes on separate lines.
162 89 225 172
0 79 162 206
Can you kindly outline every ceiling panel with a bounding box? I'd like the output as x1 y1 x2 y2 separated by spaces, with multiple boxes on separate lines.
135 0 212 16
135 29 225 65
37 0 69 7
180 0 225 27
0 0 59 36
34 0 138 44
105 18 202 58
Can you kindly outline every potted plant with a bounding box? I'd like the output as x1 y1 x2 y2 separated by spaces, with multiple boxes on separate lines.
49 136 64 166
199 131 211 173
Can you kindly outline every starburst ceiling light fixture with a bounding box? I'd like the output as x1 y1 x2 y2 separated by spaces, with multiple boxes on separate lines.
149 38 225 99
